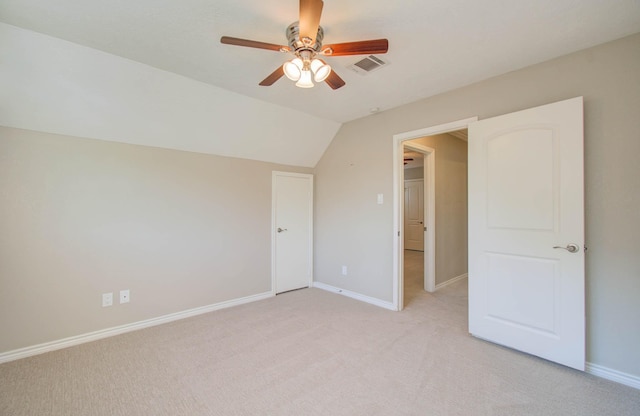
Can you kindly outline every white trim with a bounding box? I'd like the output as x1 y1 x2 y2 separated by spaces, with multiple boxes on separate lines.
394 118 479 142
313 281 397 311
403 143 436 293
272 171 314 295
435 273 468 291
0 291 273 364
586 362 640 390
271 172 277 295
393 117 478 311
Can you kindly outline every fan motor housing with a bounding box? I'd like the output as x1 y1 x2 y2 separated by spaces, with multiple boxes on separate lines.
286 22 324 53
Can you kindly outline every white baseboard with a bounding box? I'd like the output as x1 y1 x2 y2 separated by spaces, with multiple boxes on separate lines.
586 362 640 390
435 273 468 291
313 281 397 311
0 291 273 364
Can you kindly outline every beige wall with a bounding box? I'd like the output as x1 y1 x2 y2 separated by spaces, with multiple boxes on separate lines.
404 167 423 180
314 33 640 377
0 127 311 353
409 134 468 286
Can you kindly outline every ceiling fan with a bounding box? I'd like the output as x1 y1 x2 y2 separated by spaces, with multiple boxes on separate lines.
220 0 388 90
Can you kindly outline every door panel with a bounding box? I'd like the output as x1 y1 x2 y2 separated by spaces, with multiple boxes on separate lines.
404 180 424 251
468 97 585 370
273 172 313 294
485 253 558 334
487 129 555 230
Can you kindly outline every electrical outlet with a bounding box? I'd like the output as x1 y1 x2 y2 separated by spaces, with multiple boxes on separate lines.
119 289 130 304
102 293 113 307
341 265 348 276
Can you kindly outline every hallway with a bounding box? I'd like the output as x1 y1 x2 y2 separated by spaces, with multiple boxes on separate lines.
403 249 468 317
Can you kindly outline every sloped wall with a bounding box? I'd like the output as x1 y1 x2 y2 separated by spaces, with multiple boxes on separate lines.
0 23 340 168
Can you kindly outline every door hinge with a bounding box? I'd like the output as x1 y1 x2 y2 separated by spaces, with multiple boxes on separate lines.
398 231 400 237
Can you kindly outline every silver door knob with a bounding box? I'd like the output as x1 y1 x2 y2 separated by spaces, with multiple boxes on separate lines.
553 244 579 253
277 227 287 233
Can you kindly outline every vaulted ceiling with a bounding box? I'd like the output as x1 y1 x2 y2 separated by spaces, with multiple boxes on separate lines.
1 1 639 166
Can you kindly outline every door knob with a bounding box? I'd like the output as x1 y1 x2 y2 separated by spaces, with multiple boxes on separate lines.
553 243 579 253
277 227 288 233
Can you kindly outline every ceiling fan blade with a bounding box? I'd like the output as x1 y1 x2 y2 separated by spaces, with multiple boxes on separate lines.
299 0 324 46
221 36 289 52
321 39 389 56
259 66 285 86
324 70 346 90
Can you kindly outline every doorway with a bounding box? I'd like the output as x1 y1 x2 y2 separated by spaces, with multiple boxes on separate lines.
393 117 477 311
402 142 435 296
402 144 429 307
403 179 424 251
392 98 585 371
271 171 313 294
402 132 470 306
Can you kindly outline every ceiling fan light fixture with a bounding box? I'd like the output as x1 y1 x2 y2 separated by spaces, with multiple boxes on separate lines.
295 69 314 88
311 59 331 82
283 58 303 81
221 0 388 90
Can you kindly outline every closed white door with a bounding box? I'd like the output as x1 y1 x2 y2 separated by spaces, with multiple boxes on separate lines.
404 179 424 251
468 97 585 370
272 172 313 294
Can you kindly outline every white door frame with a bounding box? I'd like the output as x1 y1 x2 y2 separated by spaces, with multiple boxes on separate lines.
393 117 477 311
271 171 314 295
403 146 435 291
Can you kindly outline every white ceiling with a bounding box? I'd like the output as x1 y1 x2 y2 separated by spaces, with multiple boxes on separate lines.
1 0 639 124
403 151 424 170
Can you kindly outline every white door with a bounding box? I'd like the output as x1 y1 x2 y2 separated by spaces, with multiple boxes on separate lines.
404 179 424 251
468 97 585 370
272 172 313 294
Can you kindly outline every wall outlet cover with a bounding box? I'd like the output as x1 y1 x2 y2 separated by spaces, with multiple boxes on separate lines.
102 293 113 307
119 289 130 304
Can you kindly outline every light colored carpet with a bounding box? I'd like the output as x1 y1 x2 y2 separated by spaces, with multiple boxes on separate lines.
1 255 639 415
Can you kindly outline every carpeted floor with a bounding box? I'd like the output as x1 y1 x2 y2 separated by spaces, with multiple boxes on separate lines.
1 254 639 415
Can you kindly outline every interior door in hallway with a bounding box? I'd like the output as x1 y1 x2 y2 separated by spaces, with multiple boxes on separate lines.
404 179 424 251
468 97 585 370
272 172 313 294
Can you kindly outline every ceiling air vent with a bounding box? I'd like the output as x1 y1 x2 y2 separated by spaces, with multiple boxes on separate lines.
348 55 388 75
